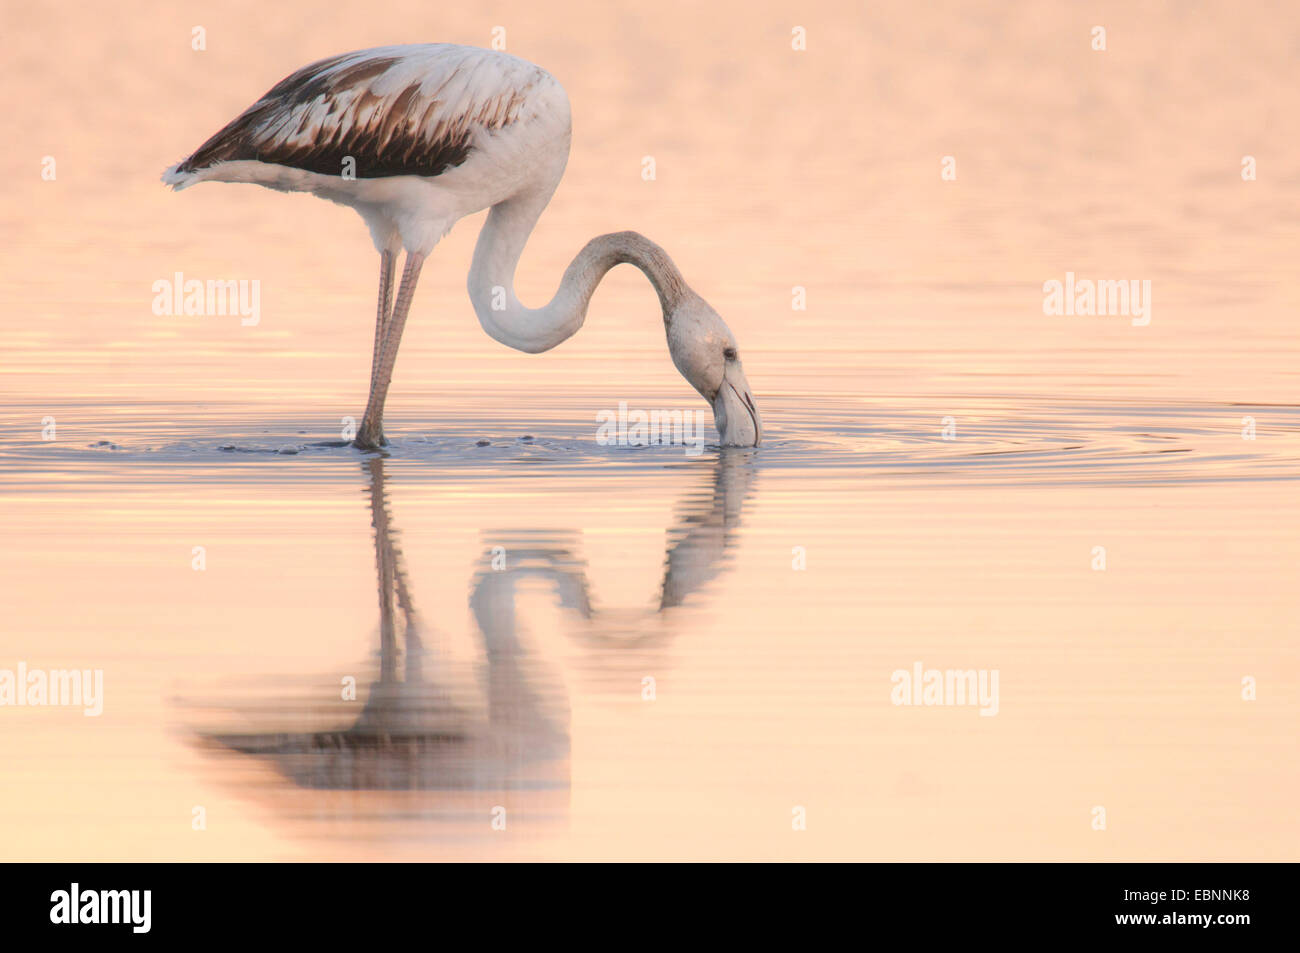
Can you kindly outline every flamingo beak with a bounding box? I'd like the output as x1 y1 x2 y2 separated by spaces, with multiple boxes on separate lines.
711 361 762 447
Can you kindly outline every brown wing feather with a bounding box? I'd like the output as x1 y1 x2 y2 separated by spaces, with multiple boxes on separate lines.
175 47 535 179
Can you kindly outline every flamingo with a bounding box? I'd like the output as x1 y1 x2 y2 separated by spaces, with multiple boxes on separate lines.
162 43 762 451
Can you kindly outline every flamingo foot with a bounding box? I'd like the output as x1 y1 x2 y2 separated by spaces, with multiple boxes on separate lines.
354 419 387 450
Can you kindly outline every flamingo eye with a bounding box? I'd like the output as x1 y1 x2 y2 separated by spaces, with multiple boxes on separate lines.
723 347 737 361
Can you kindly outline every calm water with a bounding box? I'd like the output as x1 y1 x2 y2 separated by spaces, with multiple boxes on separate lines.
1 2 1298 860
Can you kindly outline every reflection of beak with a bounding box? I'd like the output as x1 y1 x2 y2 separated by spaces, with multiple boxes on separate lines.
711 362 762 447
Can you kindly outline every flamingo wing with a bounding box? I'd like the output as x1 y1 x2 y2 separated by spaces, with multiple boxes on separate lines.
172 44 549 180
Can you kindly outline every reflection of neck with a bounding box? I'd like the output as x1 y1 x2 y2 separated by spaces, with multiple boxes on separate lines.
468 193 688 354
659 454 754 609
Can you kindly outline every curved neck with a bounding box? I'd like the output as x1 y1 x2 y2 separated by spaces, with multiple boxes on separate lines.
468 194 688 353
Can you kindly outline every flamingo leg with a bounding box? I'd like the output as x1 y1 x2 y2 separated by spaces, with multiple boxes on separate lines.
368 249 396 387
356 251 395 449
355 251 425 449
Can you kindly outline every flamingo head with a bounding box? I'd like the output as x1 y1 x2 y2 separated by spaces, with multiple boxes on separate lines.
666 294 762 448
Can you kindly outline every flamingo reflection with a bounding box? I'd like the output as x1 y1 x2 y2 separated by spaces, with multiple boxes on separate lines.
195 451 755 796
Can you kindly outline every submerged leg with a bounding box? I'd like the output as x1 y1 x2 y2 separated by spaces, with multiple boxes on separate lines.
355 251 424 450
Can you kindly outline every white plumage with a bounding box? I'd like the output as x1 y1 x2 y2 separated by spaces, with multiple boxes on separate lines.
164 44 568 254
165 43 761 450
